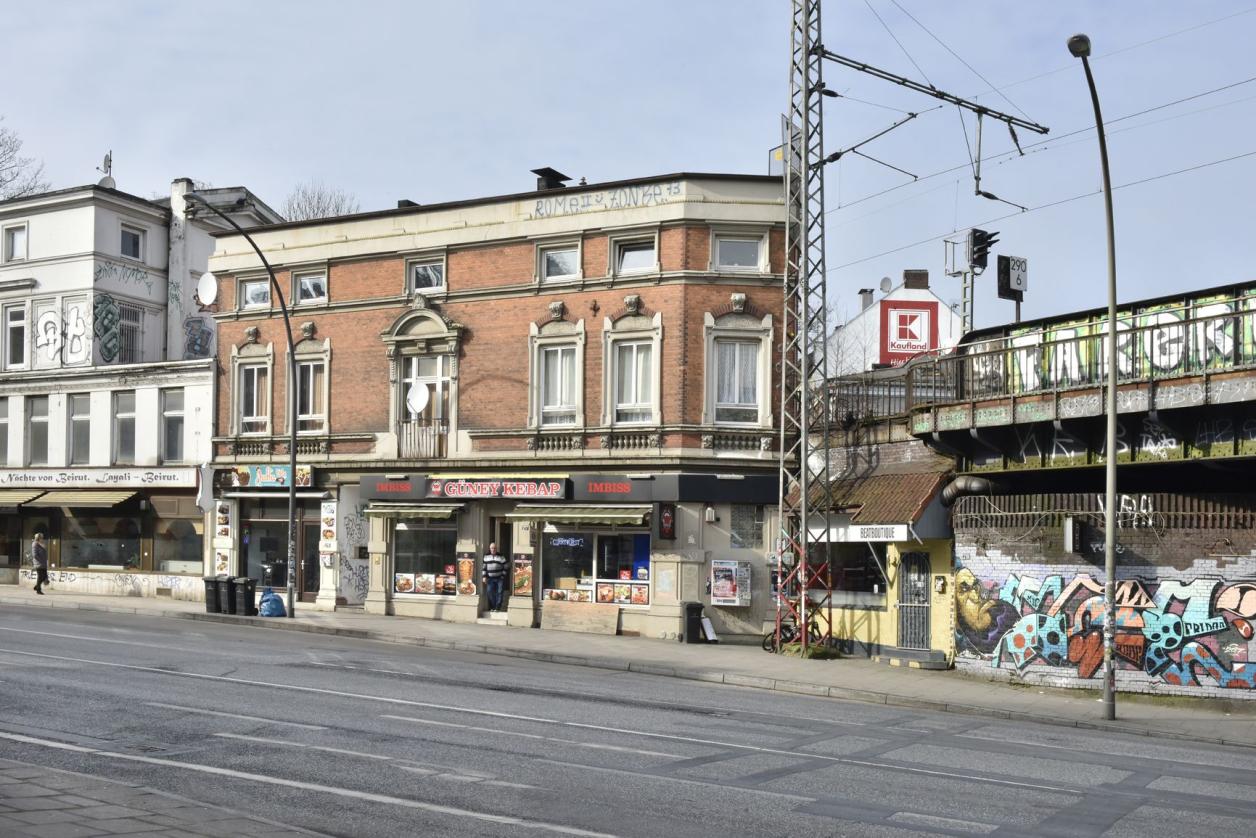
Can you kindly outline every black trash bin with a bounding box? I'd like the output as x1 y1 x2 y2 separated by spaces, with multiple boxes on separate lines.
217 575 237 615
234 578 258 617
683 601 706 644
203 577 220 614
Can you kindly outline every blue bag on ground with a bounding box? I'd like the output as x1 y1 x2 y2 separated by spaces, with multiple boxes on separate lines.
258 587 286 618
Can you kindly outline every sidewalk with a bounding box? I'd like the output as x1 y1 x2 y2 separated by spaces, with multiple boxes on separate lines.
0 756 325 838
4 588 1255 749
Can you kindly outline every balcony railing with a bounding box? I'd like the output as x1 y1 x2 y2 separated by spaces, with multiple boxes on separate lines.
399 420 448 459
830 302 1256 421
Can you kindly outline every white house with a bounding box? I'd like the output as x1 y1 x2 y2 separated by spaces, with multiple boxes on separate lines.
828 270 964 376
0 177 280 597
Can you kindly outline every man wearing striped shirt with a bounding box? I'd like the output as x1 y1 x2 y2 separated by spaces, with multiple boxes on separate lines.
482 542 507 612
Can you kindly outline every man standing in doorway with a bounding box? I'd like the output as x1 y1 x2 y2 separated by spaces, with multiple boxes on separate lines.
482 542 507 612
32 533 49 595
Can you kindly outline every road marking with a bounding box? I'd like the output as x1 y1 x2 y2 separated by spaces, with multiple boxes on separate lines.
533 757 815 803
148 704 326 730
382 714 676 758
213 733 390 760
2 626 206 654
888 811 999 834
0 730 612 837
0 646 1080 796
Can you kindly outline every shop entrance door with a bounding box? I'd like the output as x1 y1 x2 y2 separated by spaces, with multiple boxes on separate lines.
897 552 931 650
484 517 513 615
301 523 321 601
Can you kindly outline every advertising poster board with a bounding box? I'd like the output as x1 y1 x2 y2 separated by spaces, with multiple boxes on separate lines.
711 559 752 607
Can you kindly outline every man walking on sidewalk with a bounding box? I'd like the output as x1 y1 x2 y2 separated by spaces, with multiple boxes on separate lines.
32 533 48 595
482 542 507 612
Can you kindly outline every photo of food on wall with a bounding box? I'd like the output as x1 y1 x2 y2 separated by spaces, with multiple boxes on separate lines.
394 573 415 594
415 574 436 594
614 584 631 603
546 589 569 601
596 583 614 603
631 585 649 605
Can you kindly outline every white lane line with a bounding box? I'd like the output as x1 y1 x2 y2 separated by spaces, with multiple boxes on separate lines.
0 730 612 838
382 714 676 759
0 646 1079 796
213 733 391 760
3 626 205 654
533 757 815 803
148 703 326 731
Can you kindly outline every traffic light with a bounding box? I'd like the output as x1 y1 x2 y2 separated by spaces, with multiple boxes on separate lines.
968 227 998 271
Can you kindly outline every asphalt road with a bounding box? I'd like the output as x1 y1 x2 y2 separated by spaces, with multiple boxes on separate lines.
1 605 1254 837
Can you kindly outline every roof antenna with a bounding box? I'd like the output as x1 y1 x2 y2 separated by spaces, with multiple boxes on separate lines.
96 151 115 189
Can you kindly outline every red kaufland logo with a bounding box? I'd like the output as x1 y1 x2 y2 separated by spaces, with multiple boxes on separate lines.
887 309 930 353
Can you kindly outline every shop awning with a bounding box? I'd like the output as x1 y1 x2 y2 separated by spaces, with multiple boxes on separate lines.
506 504 652 525
26 491 135 508
366 503 462 519
0 490 45 506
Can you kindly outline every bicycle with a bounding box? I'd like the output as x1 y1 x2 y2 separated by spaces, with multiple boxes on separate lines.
762 619 824 652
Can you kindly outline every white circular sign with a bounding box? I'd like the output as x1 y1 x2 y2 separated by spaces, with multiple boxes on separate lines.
197 272 219 305
406 381 429 415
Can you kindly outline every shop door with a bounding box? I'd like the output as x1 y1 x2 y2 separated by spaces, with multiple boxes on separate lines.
301 523 321 601
897 552 931 650
485 517 513 613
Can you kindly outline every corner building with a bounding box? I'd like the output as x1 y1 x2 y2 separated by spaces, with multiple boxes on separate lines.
208 172 785 640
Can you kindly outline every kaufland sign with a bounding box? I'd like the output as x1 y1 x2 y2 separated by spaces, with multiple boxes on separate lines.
880 300 938 366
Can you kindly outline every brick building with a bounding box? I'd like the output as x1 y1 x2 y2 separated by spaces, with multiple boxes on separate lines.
207 171 786 640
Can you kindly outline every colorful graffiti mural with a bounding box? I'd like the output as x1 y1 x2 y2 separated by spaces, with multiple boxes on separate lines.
956 566 1256 691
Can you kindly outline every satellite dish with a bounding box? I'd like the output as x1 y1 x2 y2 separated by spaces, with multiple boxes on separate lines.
197 272 219 306
879 276 893 293
406 381 429 416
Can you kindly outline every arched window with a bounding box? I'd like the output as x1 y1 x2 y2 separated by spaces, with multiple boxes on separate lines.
702 298 773 428
601 298 661 427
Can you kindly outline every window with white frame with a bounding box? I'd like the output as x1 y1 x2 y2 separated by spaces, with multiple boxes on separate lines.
68 393 91 465
3 225 26 262
118 304 142 363
239 365 269 434
27 396 47 466
295 271 327 305
296 360 326 433
401 355 452 425
4 304 25 369
161 389 184 463
615 239 656 275
539 245 579 283
540 345 578 425
240 279 270 310
730 504 765 549
0 397 8 465
120 225 144 261
714 235 763 272
408 259 445 293
613 341 653 424
713 339 759 423
113 391 136 464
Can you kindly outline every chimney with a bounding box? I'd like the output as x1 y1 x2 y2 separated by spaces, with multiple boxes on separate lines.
397 199 419 208
903 269 929 289
531 167 572 191
858 288 875 310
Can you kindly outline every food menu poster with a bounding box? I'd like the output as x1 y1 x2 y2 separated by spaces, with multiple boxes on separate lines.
595 582 649 606
214 502 232 541
318 501 338 553
711 559 751 607
512 556 532 596
456 554 477 597
213 549 229 575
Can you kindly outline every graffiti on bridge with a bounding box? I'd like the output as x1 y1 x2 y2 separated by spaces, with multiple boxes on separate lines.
956 567 1256 689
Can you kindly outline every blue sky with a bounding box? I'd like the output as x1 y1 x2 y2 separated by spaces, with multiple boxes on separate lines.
9 1 1256 328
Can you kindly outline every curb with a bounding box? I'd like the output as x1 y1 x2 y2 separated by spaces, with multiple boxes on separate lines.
3 593 1253 750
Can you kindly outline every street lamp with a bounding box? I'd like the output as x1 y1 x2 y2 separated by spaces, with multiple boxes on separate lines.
185 192 298 619
1069 33 1118 720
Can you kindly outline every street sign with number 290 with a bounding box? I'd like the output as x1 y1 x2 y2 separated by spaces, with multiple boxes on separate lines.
998 255 1028 300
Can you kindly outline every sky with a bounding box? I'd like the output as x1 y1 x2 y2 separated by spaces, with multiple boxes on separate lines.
7 1 1256 329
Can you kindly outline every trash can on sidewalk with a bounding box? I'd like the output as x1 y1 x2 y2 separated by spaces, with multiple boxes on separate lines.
683 601 706 644
203 577 220 614
234 578 258 617
217 575 237 615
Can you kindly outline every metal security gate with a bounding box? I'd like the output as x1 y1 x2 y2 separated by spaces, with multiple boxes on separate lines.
897 552 931 650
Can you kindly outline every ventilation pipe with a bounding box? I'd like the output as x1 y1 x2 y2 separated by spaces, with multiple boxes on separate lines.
940 475 1000 507
858 288 875 310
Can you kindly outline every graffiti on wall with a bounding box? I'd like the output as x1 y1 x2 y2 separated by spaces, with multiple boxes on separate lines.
95 260 154 294
183 315 213 359
956 566 1256 689
93 294 121 362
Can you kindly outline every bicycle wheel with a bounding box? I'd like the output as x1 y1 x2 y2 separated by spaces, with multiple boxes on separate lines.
761 631 778 653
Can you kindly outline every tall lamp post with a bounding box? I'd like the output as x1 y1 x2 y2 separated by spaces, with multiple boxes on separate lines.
1068 33 1118 720
185 192 298 619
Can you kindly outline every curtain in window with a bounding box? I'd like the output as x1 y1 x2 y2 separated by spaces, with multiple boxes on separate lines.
737 342 758 404
716 341 737 404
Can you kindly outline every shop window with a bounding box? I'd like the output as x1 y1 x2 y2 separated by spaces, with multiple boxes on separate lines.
832 542 888 594
239 364 269 434
540 530 650 606
27 395 48 466
153 513 203 575
730 504 764 549
113 391 136 464
0 397 7 465
4 224 26 262
393 522 458 596
4 303 26 369
68 393 91 465
296 360 326 433
161 388 184 463
62 516 141 570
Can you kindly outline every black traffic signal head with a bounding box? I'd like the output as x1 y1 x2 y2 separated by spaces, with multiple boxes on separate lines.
968 227 999 271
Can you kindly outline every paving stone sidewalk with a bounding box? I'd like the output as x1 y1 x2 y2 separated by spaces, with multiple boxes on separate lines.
0 757 326 838
4 588 1256 750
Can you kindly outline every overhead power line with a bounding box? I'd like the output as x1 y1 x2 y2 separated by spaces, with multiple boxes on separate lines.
827 147 1256 272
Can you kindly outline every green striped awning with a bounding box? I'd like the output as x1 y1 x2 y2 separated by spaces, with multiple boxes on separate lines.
26 491 135 508
0 490 45 506
366 503 462 519
506 505 651 525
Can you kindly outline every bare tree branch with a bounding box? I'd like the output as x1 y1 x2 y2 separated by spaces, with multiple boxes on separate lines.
282 179 360 221
0 119 50 200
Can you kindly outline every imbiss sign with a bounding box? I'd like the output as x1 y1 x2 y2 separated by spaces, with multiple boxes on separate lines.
879 300 939 367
